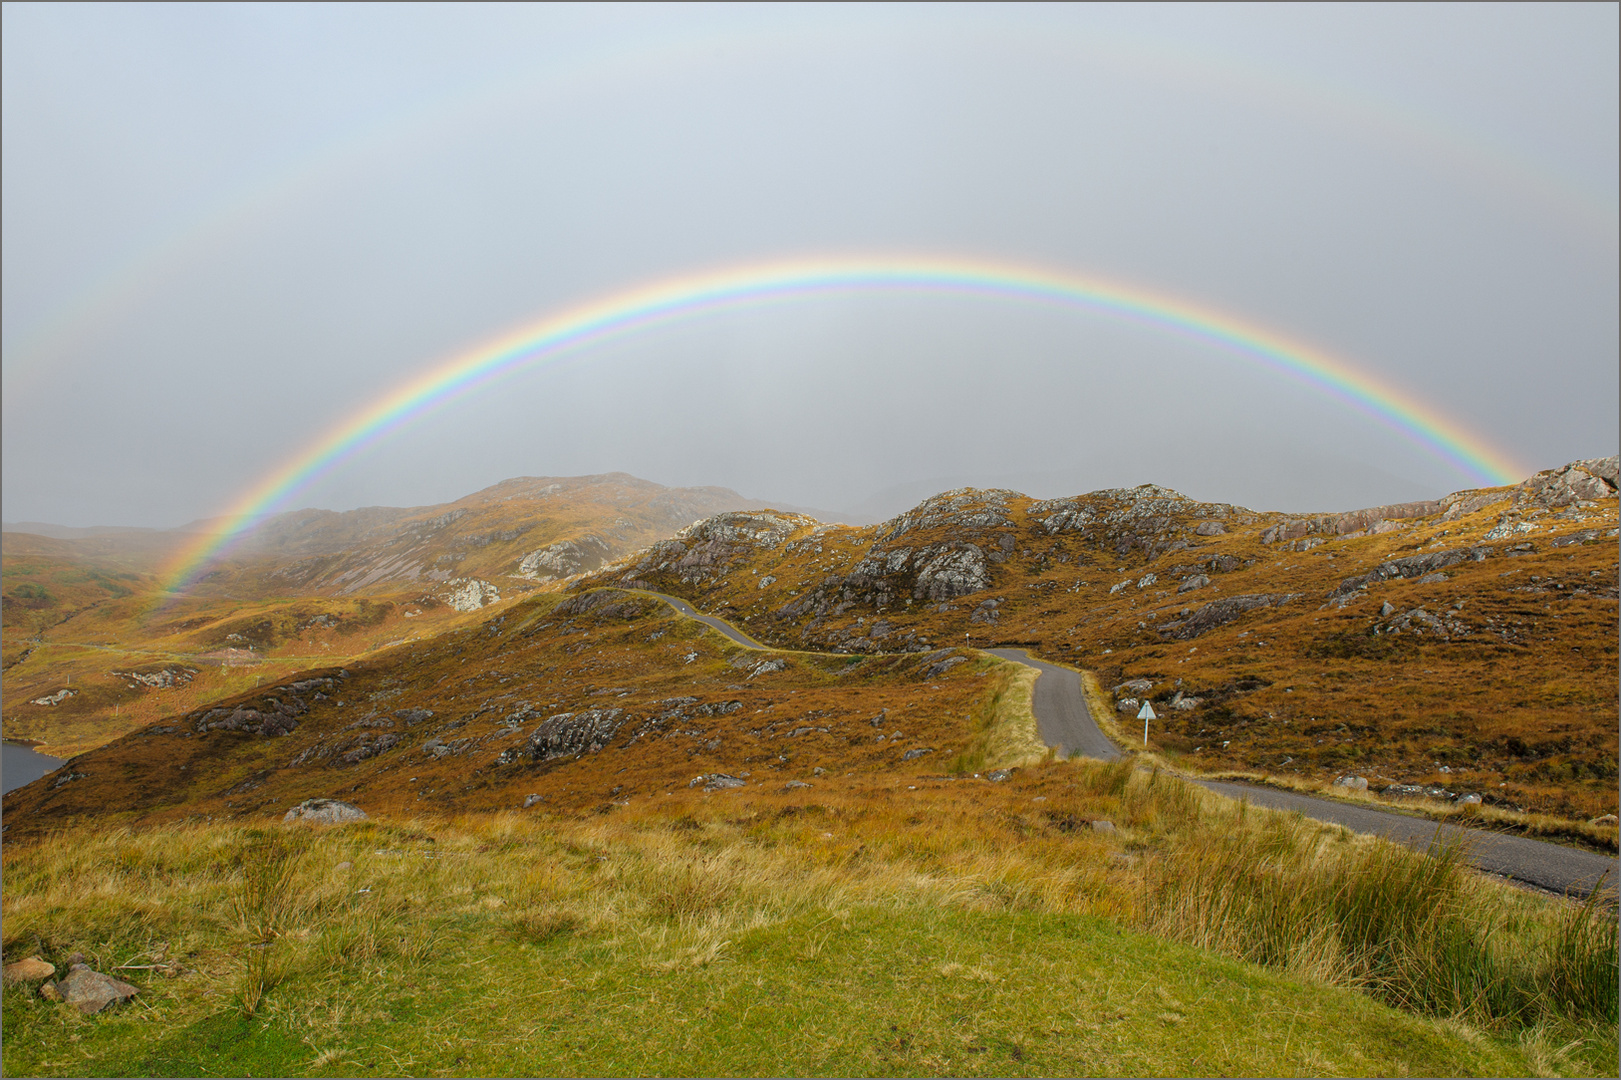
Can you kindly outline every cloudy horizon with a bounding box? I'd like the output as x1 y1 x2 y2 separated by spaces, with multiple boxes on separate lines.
4 4 1616 529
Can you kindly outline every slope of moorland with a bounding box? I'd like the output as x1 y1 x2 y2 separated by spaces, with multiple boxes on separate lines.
3 466 1617 1076
0 586 1021 835
1 475 780 756
573 458 1620 821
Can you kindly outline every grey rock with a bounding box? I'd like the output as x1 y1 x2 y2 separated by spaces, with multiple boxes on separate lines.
1194 522 1226 536
987 769 1013 782
1089 820 1117 833
523 794 544 808
1332 775 1369 791
1177 574 1210 593
783 780 812 790
55 964 139 1014
1457 793 1482 805
1158 593 1300 640
517 535 613 582
1591 814 1619 827
498 708 626 764
1416 572 1448 585
1329 547 1488 599
1379 601 1395 616
283 798 368 825
701 773 746 792
901 747 934 762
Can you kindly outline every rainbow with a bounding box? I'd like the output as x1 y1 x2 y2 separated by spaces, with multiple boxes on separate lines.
161 254 1526 593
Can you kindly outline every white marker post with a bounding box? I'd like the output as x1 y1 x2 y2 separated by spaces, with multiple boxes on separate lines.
1137 700 1157 747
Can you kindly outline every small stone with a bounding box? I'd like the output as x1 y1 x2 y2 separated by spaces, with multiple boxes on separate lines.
1379 601 1395 617
1591 814 1618 827
812 766 826 777
1089 820 1117 833
55 966 139 1014
783 780 811 790
1332 775 1369 791
66 952 85 966
523 794 544 808
987 769 1012 782
39 982 63 1002
1457 793 1482 805
283 798 367 825
3 957 55 984
334 861 353 872
901 747 934 762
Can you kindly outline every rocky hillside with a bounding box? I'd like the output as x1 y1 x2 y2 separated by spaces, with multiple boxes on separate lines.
1 474 784 756
578 458 1619 818
0 586 1010 837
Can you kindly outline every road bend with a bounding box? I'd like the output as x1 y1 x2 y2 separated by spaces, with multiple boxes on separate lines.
623 591 1618 897
988 648 1616 898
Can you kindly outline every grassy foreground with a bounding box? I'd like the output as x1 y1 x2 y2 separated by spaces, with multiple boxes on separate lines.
3 761 1616 1077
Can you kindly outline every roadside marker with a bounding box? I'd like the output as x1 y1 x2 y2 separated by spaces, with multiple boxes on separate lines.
1137 700 1157 746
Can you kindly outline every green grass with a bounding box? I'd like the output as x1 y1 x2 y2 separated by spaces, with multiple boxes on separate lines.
3 764 1615 1077
1 904 1577 1077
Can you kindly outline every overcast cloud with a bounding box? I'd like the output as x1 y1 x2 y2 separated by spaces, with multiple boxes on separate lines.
3 3 1616 527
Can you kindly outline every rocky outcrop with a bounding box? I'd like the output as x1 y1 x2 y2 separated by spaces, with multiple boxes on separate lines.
441 578 500 612
497 708 626 764
283 798 368 824
111 666 197 690
1327 547 1489 600
1513 458 1619 510
517 535 613 581
1158 594 1300 640
1261 500 1441 544
29 688 76 706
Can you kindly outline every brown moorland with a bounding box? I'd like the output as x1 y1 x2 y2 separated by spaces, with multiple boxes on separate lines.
2 474 792 756
0 587 1024 838
575 458 1619 822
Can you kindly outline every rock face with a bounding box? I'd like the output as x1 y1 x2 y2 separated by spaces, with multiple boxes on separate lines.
498 708 626 764
53 964 139 1014
3 957 55 983
283 798 368 824
517 535 614 581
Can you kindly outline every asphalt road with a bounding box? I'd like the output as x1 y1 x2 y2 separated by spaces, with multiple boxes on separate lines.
1193 779 1618 898
634 590 771 650
631 590 1618 897
986 649 1122 761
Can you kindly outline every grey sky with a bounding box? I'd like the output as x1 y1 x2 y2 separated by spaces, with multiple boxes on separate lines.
3 3 1616 527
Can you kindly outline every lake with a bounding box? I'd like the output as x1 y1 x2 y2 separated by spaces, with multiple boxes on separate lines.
2 741 67 795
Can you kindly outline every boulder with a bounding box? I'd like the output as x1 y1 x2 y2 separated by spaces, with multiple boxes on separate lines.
901 748 934 762
987 769 1013 782
1457 793 1482 805
523 794 544 808
1591 814 1618 827
283 798 368 825
1177 574 1210 594
1089 820 1117 833
54 964 138 1014
1332 775 1369 792
3 957 55 984
783 780 812 790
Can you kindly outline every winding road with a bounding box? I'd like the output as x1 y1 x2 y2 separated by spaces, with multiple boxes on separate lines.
640 590 1618 897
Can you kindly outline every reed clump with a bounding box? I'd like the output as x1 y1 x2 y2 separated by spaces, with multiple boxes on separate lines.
1139 798 1619 1029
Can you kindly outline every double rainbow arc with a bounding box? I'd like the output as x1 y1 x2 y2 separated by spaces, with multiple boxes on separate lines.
161 255 1524 593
